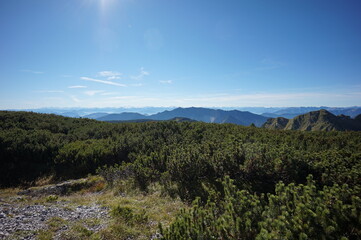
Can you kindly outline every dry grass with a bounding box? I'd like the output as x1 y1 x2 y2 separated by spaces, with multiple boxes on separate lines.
1 176 187 240
34 175 56 187
0 188 19 198
0 187 29 205
59 180 187 239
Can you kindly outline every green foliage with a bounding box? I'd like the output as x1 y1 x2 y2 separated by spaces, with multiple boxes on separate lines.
60 223 94 240
1 111 361 238
1 111 361 195
36 229 53 240
161 176 361 240
46 217 68 232
55 139 117 178
111 205 148 225
45 195 58 202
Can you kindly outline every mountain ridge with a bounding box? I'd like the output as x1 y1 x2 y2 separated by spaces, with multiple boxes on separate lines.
262 106 361 119
96 107 268 127
6 106 361 119
263 109 361 131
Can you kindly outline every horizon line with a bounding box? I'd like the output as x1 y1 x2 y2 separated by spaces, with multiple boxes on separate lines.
2 105 361 111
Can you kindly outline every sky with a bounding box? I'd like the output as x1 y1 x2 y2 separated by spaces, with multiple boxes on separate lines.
0 0 361 109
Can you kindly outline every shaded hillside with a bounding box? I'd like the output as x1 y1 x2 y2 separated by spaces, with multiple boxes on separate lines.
97 107 268 126
263 109 361 131
262 117 289 130
355 114 361 122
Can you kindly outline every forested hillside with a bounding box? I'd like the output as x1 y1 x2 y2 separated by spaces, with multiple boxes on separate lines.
1 111 360 239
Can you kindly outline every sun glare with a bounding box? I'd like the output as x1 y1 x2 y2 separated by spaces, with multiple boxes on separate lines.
99 0 116 13
82 0 117 14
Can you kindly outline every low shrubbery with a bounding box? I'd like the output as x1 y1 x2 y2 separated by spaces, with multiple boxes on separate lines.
160 176 361 240
1 111 360 239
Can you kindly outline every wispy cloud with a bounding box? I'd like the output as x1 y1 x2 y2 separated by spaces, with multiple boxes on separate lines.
84 90 105 96
81 77 126 87
68 85 87 89
21 69 44 74
131 83 143 87
159 80 172 84
131 67 149 80
98 71 122 80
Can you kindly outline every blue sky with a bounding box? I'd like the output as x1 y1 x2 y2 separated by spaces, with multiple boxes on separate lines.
1 0 361 109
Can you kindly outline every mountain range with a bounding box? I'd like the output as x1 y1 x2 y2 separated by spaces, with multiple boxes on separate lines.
6 106 361 119
262 107 361 119
97 107 268 127
263 109 361 131
4 106 361 130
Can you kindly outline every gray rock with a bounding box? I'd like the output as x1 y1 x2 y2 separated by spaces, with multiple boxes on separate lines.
0 202 109 240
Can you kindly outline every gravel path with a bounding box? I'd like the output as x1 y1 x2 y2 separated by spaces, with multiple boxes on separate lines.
0 200 109 239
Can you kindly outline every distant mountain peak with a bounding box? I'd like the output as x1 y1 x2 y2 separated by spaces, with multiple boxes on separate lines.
262 107 361 119
263 110 361 131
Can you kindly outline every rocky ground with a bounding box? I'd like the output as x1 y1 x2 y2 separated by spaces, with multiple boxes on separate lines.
0 179 109 240
0 177 183 240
